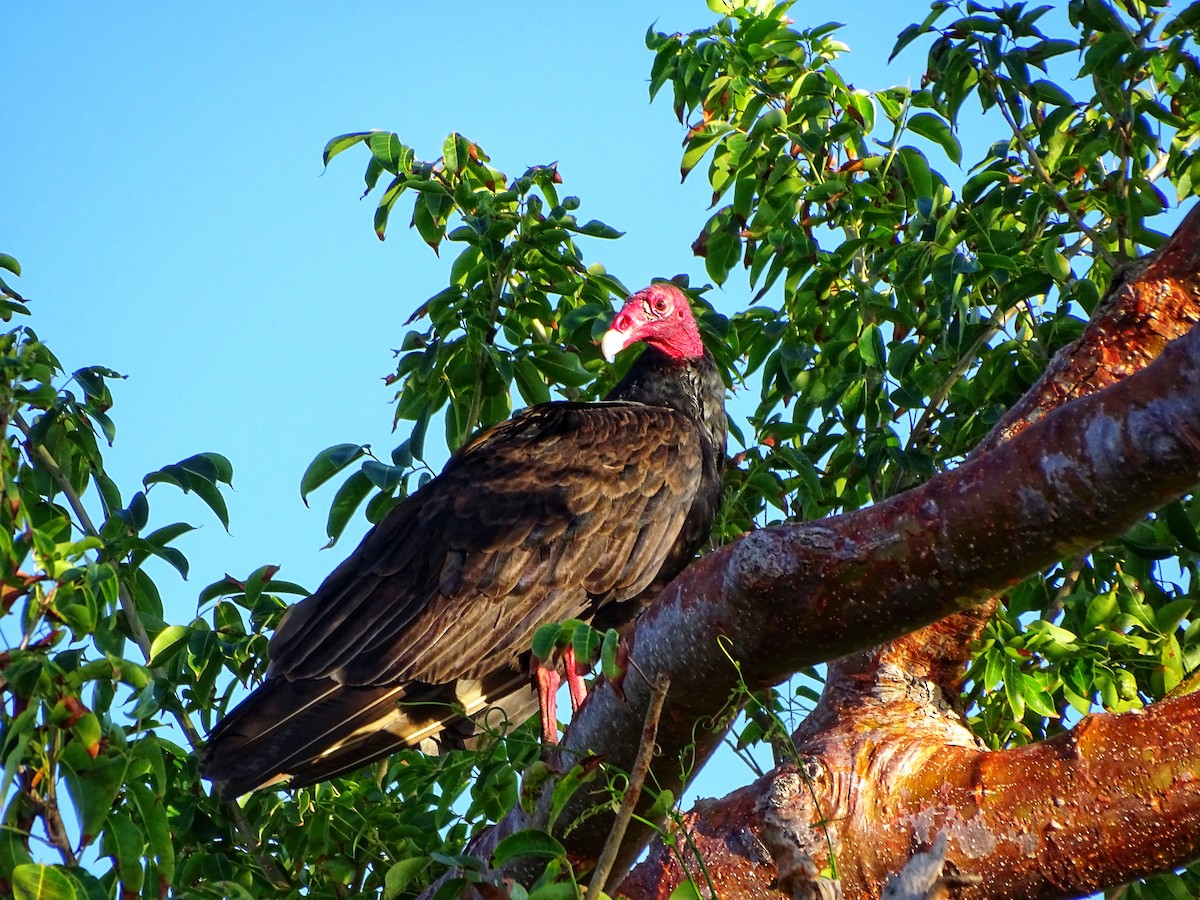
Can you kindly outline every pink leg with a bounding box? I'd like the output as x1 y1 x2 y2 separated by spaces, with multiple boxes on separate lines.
533 657 561 744
563 646 589 712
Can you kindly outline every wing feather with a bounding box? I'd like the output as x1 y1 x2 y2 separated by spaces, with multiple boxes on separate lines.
267 402 701 689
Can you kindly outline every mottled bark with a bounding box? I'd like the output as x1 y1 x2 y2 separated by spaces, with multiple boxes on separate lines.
624 683 1200 899
436 210 1200 900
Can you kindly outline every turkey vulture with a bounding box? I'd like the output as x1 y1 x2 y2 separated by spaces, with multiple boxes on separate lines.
202 283 727 798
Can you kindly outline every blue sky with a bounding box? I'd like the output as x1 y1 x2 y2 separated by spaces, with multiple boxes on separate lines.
4 1 946 805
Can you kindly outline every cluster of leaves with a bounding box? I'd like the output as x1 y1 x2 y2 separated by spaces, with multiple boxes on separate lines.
0 254 229 896
308 132 637 547
649 0 1200 749
0 255 495 899
967 503 1200 749
651 0 1089 528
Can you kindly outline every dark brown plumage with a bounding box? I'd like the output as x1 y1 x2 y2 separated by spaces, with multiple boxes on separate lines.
202 284 726 798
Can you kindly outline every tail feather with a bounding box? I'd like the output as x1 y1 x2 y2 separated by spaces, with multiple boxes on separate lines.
202 668 537 799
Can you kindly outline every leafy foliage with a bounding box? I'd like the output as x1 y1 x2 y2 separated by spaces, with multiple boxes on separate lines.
5 0 1200 897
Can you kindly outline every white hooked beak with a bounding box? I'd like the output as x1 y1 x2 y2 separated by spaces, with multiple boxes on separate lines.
600 328 631 363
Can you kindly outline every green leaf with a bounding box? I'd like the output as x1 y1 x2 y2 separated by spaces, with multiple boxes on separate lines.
0 828 34 877
528 886 580 900
0 254 21 276
300 443 368 505
324 469 374 546
409 412 430 461
906 113 961 165
12 864 79 900
645 787 675 822
148 624 189 667
375 176 407 240
323 131 374 168
1155 598 1193 635
129 782 175 881
491 830 566 866
600 628 622 679
384 857 430 899
1041 241 1071 281
413 193 445 251
58 744 124 846
1031 79 1076 107
568 220 625 240
681 123 734 180
531 623 561 660
858 323 884 369
143 522 196 553
1162 500 1200 553
143 464 189 492
530 346 592 387
896 147 932 202
1 709 35 810
369 132 405 175
668 880 704 900
1021 677 1058 718
513 357 551 406
242 563 281 608
362 460 405 491
101 810 144 894
180 451 233 484
121 491 149 531
443 132 470 174
571 623 601 668
1004 661 1026 720
188 476 231 531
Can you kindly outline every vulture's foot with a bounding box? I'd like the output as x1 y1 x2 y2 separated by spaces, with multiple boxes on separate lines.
533 656 561 743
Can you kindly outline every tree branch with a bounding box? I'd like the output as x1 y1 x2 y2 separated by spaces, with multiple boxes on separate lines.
625 688 1200 899
820 201 1200 727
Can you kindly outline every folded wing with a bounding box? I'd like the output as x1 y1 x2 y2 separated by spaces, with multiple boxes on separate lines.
202 401 703 797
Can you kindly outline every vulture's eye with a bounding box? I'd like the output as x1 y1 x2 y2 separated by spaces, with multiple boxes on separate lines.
653 296 668 313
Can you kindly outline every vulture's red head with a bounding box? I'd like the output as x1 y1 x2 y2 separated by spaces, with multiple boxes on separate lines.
600 283 704 363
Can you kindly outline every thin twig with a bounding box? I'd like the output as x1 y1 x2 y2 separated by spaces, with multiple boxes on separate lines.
464 260 512 438
11 410 290 888
1046 553 1087 620
40 777 77 866
587 674 670 897
13 411 153 658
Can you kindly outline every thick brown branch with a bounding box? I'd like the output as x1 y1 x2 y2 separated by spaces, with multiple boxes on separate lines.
624 688 1200 899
